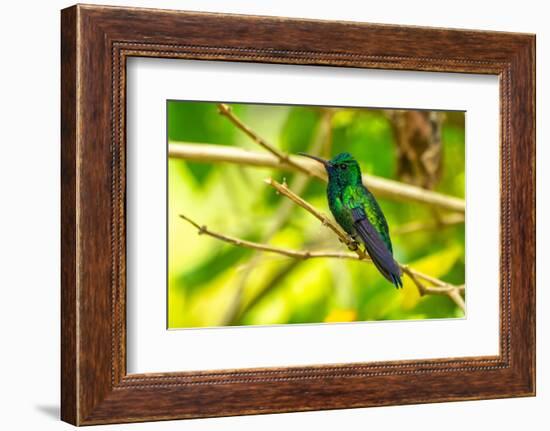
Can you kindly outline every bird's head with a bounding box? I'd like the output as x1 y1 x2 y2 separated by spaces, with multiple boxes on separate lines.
299 152 363 186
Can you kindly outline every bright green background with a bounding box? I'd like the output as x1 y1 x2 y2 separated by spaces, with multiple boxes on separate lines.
168 101 465 328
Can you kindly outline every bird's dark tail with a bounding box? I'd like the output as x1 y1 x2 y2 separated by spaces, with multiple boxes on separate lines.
351 208 403 289
391 273 403 289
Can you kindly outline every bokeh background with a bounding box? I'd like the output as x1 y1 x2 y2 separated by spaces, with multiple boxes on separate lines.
168 101 465 328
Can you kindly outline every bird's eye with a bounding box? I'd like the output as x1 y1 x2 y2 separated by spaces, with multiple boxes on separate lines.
340 164 347 170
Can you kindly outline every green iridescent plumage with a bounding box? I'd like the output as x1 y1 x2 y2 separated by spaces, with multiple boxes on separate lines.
300 152 402 288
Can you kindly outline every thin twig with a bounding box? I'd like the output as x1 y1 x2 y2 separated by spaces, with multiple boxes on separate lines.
179 214 369 261
264 178 465 312
179 213 464 311
401 266 453 293
404 267 452 288
400 266 465 310
222 110 335 325
265 178 366 259
169 142 465 213
217 103 311 175
175 106 465 314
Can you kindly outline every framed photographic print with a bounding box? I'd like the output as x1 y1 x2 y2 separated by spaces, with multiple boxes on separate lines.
61 4 535 425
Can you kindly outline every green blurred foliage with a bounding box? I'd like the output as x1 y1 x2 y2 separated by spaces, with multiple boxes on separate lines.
168 102 465 328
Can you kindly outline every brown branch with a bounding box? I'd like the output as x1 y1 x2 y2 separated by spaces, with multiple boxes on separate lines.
222 110 335 325
177 106 464 320
179 214 369 262
217 103 311 175
180 205 465 312
265 178 366 257
180 212 464 311
264 178 465 312
169 142 465 213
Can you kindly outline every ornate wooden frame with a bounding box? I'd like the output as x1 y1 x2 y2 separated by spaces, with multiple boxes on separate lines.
61 4 535 425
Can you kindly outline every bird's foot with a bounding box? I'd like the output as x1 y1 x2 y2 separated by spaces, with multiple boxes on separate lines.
346 235 360 251
337 234 360 251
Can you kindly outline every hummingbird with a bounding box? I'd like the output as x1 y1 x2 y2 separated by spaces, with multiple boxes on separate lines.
299 152 403 288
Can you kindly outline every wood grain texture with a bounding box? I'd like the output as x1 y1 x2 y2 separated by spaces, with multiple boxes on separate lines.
60 6 78 425
60 4 536 425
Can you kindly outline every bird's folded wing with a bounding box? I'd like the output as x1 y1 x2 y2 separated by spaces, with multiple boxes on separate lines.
351 207 402 287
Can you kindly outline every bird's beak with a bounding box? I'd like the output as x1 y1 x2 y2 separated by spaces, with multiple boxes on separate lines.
298 152 330 168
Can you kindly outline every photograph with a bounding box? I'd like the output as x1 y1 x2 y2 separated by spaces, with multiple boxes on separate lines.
167 101 466 329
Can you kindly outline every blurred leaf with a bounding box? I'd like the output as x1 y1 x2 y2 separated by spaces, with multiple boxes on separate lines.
332 110 395 178
261 172 298 207
177 240 255 295
332 110 356 128
302 177 327 201
168 101 238 184
167 101 237 143
236 259 303 325
409 294 461 319
279 107 321 153
441 256 466 286
324 309 357 323
287 293 329 324
439 124 466 198
401 245 462 309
